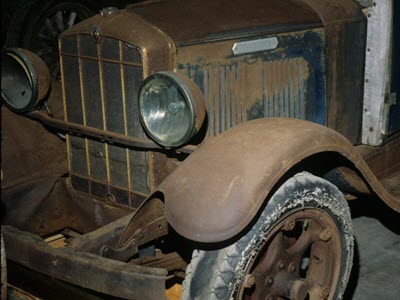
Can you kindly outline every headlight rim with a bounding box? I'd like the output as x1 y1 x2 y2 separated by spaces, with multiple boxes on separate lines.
1 48 39 113
1 48 51 114
138 71 205 148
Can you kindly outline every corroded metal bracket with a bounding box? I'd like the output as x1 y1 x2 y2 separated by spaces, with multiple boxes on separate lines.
2 226 167 300
69 196 169 262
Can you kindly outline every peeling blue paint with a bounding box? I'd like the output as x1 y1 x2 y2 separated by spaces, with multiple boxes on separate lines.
179 29 327 135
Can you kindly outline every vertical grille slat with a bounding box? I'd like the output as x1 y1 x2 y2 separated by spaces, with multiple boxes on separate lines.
102 53 129 189
61 34 149 207
62 53 89 179
80 57 108 184
97 42 112 186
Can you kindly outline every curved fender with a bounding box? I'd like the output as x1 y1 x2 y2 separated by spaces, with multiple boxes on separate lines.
157 118 399 243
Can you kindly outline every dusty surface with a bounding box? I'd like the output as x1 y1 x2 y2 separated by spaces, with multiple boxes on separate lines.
345 198 400 300
1 79 67 190
351 217 400 299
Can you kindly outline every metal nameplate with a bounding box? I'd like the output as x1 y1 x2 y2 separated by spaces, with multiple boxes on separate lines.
232 37 278 55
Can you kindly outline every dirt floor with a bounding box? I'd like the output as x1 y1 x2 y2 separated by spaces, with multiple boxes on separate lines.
344 198 400 300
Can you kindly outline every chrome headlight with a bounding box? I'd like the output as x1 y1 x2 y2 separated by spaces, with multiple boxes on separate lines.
139 72 206 148
1 48 51 113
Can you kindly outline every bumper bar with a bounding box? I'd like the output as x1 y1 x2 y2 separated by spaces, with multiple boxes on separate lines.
27 111 197 153
2 226 167 300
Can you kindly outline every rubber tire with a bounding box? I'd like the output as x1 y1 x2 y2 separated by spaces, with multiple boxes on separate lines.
182 172 354 300
1 233 6 300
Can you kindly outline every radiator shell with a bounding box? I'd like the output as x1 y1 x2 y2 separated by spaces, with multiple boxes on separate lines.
60 35 150 206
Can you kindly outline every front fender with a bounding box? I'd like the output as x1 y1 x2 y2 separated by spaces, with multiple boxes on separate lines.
157 118 398 243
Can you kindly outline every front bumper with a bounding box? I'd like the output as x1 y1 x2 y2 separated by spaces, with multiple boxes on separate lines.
2 225 167 300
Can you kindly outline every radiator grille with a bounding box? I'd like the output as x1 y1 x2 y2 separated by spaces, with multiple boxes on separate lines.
60 35 150 206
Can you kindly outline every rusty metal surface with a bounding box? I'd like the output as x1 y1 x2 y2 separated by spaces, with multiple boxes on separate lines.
303 0 367 144
151 152 189 189
381 173 400 199
158 118 400 243
84 197 169 262
133 0 322 45
59 9 176 203
119 197 168 247
60 35 152 197
240 208 341 299
27 110 197 154
60 9 175 77
177 28 326 137
165 72 207 138
2 225 168 300
356 134 400 181
20 49 51 102
68 213 134 253
1 48 51 113
302 0 365 22
60 34 151 199
54 0 364 208
325 167 372 196
12 48 51 102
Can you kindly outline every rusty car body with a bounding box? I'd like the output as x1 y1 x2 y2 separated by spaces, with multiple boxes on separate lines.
1 0 399 299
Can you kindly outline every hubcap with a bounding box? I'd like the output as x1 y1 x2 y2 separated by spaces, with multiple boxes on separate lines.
241 208 341 300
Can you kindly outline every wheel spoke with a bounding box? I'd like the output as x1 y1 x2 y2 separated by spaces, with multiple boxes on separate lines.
253 232 285 276
269 231 286 258
45 18 58 38
67 12 77 29
56 11 64 32
286 222 319 258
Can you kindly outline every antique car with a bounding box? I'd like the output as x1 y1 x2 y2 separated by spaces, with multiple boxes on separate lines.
1 0 399 299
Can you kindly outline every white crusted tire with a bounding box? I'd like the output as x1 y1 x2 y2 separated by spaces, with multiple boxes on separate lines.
182 172 353 300
1 232 6 300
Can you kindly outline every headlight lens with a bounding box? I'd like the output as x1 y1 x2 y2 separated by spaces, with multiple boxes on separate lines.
139 72 205 147
1 48 51 113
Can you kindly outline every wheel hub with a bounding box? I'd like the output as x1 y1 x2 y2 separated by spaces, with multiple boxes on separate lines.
242 208 341 300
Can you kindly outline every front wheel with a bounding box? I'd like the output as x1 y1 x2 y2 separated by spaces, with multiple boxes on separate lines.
182 172 353 300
